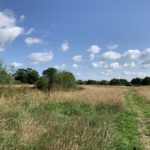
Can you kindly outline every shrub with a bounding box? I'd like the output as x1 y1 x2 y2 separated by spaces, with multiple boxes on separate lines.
36 68 76 91
0 62 13 84
36 77 49 91
55 71 76 90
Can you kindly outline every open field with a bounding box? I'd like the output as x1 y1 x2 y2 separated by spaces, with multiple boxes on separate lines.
0 85 150 149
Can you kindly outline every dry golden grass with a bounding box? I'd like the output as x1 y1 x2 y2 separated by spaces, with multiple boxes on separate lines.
28 85 127 105
19 119 47 142
134 86 150 100
0 85 127 110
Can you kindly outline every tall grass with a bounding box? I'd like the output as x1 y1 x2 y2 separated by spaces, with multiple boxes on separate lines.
0 85 136 149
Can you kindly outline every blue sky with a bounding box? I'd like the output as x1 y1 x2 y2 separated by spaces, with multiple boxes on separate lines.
0 0 150 80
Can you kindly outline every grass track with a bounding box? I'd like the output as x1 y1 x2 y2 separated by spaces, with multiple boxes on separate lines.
127 89 150 150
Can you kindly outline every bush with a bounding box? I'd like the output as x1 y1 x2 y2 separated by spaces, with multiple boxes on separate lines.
0 62 13 84
36 77 49 91
36 68 76 91
55 71 76 90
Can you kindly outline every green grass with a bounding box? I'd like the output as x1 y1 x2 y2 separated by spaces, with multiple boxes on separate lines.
130 90 150 136
0 87 145 150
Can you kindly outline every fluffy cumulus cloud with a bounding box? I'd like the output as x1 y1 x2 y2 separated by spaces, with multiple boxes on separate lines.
109 62 121 69
72 55 83 62
140 48 150 67
28 51 54 64
0 10 24 51
87 45 101 54
10 62 23 69
61 41 69 52
123 49 141 59
24 37 43 46
106 43 119 50
101 51 121 61
87 45 101 61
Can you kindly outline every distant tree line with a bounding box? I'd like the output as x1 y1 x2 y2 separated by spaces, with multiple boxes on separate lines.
1 61 150 89
77 77 150 86
13 67 76 91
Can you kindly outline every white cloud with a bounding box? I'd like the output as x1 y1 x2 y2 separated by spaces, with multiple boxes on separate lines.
19 15 25 22
87 45 101 61
124 62 136 68
106 43 119 50
61 41 69 52
123 49 141 59
25 37 43 46
101 51 121 61
72 55 83 62
28 51 54 64
10 62 23 69
0 27 23 48
109 62 121 69
91 61 103 68
72 64 78 68
25 28 34 35
123 71 149 78
0 10 24 51
0 10 15 28
87 44 101 54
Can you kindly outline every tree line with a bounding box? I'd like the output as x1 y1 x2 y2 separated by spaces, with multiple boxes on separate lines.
0 62 150 90
77 77 150 86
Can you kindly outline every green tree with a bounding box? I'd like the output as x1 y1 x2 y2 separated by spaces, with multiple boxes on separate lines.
131 78 143 85
0 62 13 84
14 68 39 84
110 78 121 85
55 71 76 89
142 77 150 85
42 68 57 88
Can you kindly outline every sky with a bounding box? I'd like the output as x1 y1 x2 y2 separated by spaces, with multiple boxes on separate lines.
0 0 150 80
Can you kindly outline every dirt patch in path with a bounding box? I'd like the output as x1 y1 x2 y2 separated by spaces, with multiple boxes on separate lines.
128 91 150 150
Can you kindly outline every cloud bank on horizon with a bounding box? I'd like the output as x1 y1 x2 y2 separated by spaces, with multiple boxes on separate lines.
0 0 150 80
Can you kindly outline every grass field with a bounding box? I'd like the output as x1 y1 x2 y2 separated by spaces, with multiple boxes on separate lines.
0 85 150 149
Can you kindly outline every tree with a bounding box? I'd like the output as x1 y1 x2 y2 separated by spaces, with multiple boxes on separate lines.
26 68 39 84
0 61 13 84
42 68 57 88
99 80 109 85
110 78 121 85
14 68 39 84
142 77 150 85
36 68 76 91
55 71 76 89
131 78 143 85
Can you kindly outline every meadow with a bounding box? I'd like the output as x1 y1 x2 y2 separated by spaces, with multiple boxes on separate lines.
0 85 150 150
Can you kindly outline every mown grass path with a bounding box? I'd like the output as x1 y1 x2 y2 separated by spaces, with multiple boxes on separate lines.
125 90 150 150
